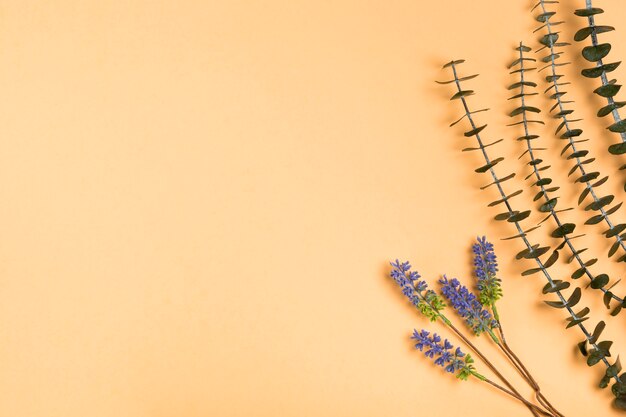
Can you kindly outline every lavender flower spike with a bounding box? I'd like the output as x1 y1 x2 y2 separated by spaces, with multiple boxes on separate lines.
472 236 502 307
390 260 446 322
411 329 477 380
439 276 498 336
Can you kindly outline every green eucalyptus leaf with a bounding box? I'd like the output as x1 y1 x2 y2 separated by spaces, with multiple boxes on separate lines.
540 33 559 46
586 195 614 211
591 274 610 289
598 340 614 356
606 224 626 238
609 143 626 155
575 25 615 42
451 90 475 100
534 190 546 202
545 299 566 308
579 187 591 205
488 189 523 207
590 321 606 344
476 157 504 173
569 290 583 306
561 129 583 140
536 11 556 21
574 7 604 17
555 109 574 117
612 378 626 398
509 82 537 90
536 178 552 186
604 291 615 309
542 280 570 294
544 250 559 268
576 306 591 318
524 246 550 259
567 248 588 264
567 316 589 328
575 27 593 41
465 124 487 137
610 240 621 257
584 258 598 267
577 172 600 183
595 83 622 98
508 210 531 222
569 150 589 159
572 267 586 279
586 213 605 225
614 396 626 410
552 223 575 238
607 357 622 378
539 198 558 212
523 267 543 277
583 62 621 78
598 101 626 117
582 43 611 62
609 120 626 133
593 176 609 187
588 349 605 366
611 374 626 399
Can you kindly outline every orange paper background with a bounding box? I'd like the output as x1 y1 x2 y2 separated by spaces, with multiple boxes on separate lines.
1 1 626 416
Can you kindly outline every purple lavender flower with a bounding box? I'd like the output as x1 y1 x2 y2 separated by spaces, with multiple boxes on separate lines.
472 236 503 306
390 260 445 321
412 329 431 351
411 329 467 374
390 259 428 305
439 275 498 335
473 236 498 278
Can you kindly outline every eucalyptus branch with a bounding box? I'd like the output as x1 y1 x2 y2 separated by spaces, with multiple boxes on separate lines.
574 0 626 172
533 0 626 262
508 42 626 316
440 59 626 407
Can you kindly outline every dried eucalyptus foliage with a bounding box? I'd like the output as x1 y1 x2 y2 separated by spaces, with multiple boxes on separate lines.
574 0 626 174
439 59 626 408
533 0 626 263
508 43 626 315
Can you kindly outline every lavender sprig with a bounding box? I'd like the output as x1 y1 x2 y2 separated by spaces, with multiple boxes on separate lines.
390 260 446 322
439 275 498 337
473 236 503 308
411 329 478 380
389 257 559 415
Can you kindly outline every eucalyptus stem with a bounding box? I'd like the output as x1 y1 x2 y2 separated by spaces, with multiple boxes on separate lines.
575 0 626 164
442 58 623 399
509 43 625 312
535 0 626 261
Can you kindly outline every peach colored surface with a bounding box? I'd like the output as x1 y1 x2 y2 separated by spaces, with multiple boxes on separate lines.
1 1 626 416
